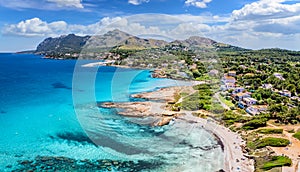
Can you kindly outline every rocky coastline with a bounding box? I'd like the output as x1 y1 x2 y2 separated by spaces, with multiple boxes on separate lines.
98 84 255 172
98 86 185 126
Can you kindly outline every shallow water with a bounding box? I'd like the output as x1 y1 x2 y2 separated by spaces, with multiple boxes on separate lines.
0 53 224 171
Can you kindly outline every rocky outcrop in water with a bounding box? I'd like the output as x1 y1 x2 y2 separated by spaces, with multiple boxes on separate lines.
98 86 185 127
99 101 184 126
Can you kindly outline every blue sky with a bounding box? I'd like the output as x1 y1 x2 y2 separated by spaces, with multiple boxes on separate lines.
0 0 300 52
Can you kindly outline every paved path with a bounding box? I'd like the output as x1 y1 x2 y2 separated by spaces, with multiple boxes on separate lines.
214 92 231 110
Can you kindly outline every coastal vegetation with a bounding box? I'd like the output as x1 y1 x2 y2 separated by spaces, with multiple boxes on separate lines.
256 128 283 134
32 29 300 171
254 137 290 149
216 48 299 171
242 117 268 130
292 131 300 140
218 94 234 108
256 156 292 171
181 84 213 111
221 110 250 126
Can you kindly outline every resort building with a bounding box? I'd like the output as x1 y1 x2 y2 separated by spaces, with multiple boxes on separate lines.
208 69 219 76
279 90 292 97
234 92 251 101
233 87 245 94
261 84 273 89
243 97 258 106
221 83 235 91
228 71 237 77
246 105 268 116
238 101 247 109
239 65 247 69
291 96 300 102
222 75 236 84
274 73 285 80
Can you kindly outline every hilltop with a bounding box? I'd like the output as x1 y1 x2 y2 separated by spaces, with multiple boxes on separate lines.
34 29 244 59
36 34 90 56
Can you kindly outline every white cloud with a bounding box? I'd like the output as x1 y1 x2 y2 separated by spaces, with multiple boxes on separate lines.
201 0 300 50
0 0 84 10
252 15 300 34
185 0 212 8
47 0 84 8
0 0 40 9
2 10 300 50
232 0 300 21
128 0 149 5
226 0 300 35
2 18 68 37
168 23 210 39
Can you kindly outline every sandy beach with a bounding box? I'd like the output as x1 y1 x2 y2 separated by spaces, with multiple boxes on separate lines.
100 85 255 172
81 61 134 69
181 112 254 172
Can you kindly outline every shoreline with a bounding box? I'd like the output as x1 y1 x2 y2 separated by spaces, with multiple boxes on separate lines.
100 83 255 172
81 61 195 81
180 112 254 172
45 57 254 171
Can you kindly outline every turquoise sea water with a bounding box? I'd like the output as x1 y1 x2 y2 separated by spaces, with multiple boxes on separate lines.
0 53 224 171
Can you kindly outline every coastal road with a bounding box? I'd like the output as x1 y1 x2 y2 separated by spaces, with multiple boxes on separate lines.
181 112 254 172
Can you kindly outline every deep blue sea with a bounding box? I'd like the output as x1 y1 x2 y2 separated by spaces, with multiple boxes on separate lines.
0 53 224 171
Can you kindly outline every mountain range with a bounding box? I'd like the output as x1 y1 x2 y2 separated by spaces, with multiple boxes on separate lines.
34 29 244 58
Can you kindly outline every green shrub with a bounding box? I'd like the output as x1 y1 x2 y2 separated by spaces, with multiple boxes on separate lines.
256 137 290 149
257 128 283 134
222 110 239 120
203 104 211 110
181 100 199 111
181 84 215 111
247 141 256 150
262 156 292 170
222 110 252 126
293 132 300 140
242 118 267 130
210 104 224 114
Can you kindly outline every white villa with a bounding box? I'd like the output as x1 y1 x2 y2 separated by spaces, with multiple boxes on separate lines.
274 73 285 81
261 84 273 89
233 87 245 94
228 71 237 77
280 90 292 97
243 97 258 106
222 75 236 84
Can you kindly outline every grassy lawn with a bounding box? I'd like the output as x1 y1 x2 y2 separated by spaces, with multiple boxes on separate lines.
218 94 234 107
262 156 292 170
292 131 300 140
195 74 210 81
